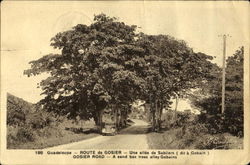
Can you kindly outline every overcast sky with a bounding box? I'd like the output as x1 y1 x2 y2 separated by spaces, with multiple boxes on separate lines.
1 1 249 103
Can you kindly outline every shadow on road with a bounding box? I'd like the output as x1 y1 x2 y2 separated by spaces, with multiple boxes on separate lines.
65 119 151 135
118 125 151 135
65 127 99 134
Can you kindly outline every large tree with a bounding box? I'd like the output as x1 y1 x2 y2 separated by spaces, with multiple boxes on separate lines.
24 14 145 131
24 13 217 133
136 34 216 131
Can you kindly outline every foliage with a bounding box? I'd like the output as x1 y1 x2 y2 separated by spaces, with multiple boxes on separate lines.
172 112 192 128
147 121 232 149
24 13 217 132
161 112 230 149
161 110 196 130
195 134 229 149
7 126 19 147
7 93 35 126
7 94 98 149
136 34 215 131
24 14 146 130
178 123 207 147
224 47 244 136
27 111 56 129
16 127 36 142
172 119 230 149
197 113 224 134
7 93 59 147
191 47 244 137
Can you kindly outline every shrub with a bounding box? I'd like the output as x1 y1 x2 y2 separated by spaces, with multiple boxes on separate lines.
198 111 243 137
7 126 19 147
36 126 63 138
7 93 35 126
174 122 229 149
161 111 175 129
16 127 36 142
223 108 243 137
195 134 229 149
180 123 209 147
198 113 225 134
27 111 55 129
7 109 26 126
174 112 192 127
161 111 194 130
183 123 208 136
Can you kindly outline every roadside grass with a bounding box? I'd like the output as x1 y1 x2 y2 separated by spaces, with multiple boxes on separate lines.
146 111 243 149
11 130 99 149
223 133 243 149
7 120 99 149
147 128 183 149
7 93 101 149
8 118 137 149
146 127 243 149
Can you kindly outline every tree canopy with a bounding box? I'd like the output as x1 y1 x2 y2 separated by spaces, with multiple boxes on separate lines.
24 14 217 132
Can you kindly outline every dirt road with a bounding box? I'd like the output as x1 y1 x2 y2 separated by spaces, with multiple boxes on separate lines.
47 119 149 150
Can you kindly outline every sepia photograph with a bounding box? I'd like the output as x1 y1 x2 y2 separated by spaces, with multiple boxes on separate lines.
1 1 249 164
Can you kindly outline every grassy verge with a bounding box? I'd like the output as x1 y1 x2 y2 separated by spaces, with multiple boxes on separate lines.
147 128 182 149
146 127 243 149
10 130 99 149
7 93 101 149
8 120 99 149
146 111 243 149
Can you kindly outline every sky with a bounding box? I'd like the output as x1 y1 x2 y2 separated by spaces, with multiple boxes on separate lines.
1 1 249 103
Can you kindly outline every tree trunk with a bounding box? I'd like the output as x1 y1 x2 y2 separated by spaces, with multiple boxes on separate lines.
151 101 156 132
149 94 156 132
120 107 127 128
96 109 104 133
93 112 99 126
174 93 179 122
115 108 119 129
155 99 159 132
99 109 103 127
159 102 163 131
94 105 104 133
155 100 162 132
118 109 121 129
124 108 127 126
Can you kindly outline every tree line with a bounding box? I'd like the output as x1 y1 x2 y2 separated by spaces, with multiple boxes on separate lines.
24 14 230 132
190 47 244 136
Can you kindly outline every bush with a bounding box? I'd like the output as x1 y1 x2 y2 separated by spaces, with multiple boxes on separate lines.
7 126 19 147
173 112 193 127
223 108 243 137
36 126 63 138
195 134 229 149
183 123 208 136
161 111 175 129
198 112 243 137
7 93 35 126
198 113 224 134
179 123 208 147
173 122 230 149
27 111 55 129
7 109 26 126
16 127 36 142
161 111 195 130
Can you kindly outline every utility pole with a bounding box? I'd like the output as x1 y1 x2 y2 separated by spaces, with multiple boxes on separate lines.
219 34 230 114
